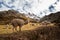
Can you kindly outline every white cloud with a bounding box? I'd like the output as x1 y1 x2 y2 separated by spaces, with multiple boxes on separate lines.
0 0 60 17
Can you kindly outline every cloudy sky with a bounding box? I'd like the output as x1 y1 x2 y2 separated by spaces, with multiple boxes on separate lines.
0 0 60 17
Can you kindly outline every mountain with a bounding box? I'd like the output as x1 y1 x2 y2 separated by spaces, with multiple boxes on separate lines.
0 10 28 24
0 10 60 40
24 13 40 20
0 10 39 25
40 12 60 23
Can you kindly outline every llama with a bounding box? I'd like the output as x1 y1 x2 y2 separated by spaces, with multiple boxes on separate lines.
10 19 28 32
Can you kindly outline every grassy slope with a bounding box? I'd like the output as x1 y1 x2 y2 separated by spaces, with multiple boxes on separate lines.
0 22 55 34
0 23 40 34
0 23 60 40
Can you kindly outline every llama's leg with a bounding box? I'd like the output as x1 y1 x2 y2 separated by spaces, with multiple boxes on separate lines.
12 27 15 33
13 27 17 32
19 26 21 32
15 26 19 32
14 27 17 32
17 26 20 32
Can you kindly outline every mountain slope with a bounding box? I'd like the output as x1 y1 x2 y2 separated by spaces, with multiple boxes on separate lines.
0 10 39 25
40 12 60 23
0 10 28 24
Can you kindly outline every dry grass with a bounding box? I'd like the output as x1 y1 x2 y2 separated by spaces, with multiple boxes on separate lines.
0 22 55 34
0 23 59 40
0 24 59 40
0 25 13 34
21 23 40 31
0 23 40 34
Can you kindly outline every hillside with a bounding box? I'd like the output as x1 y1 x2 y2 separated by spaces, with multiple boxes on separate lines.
0 23 60 40
0 10 60 40
0 10 27 24
0 10 41 34
40 12 60 23
0 10 39 25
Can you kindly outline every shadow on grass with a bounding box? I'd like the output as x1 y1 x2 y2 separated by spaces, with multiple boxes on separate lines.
0 25 60 40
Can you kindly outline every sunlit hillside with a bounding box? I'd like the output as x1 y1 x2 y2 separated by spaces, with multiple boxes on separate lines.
0 10 60 40
0 23 40 34
0 22 55 34
0 10 41 34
